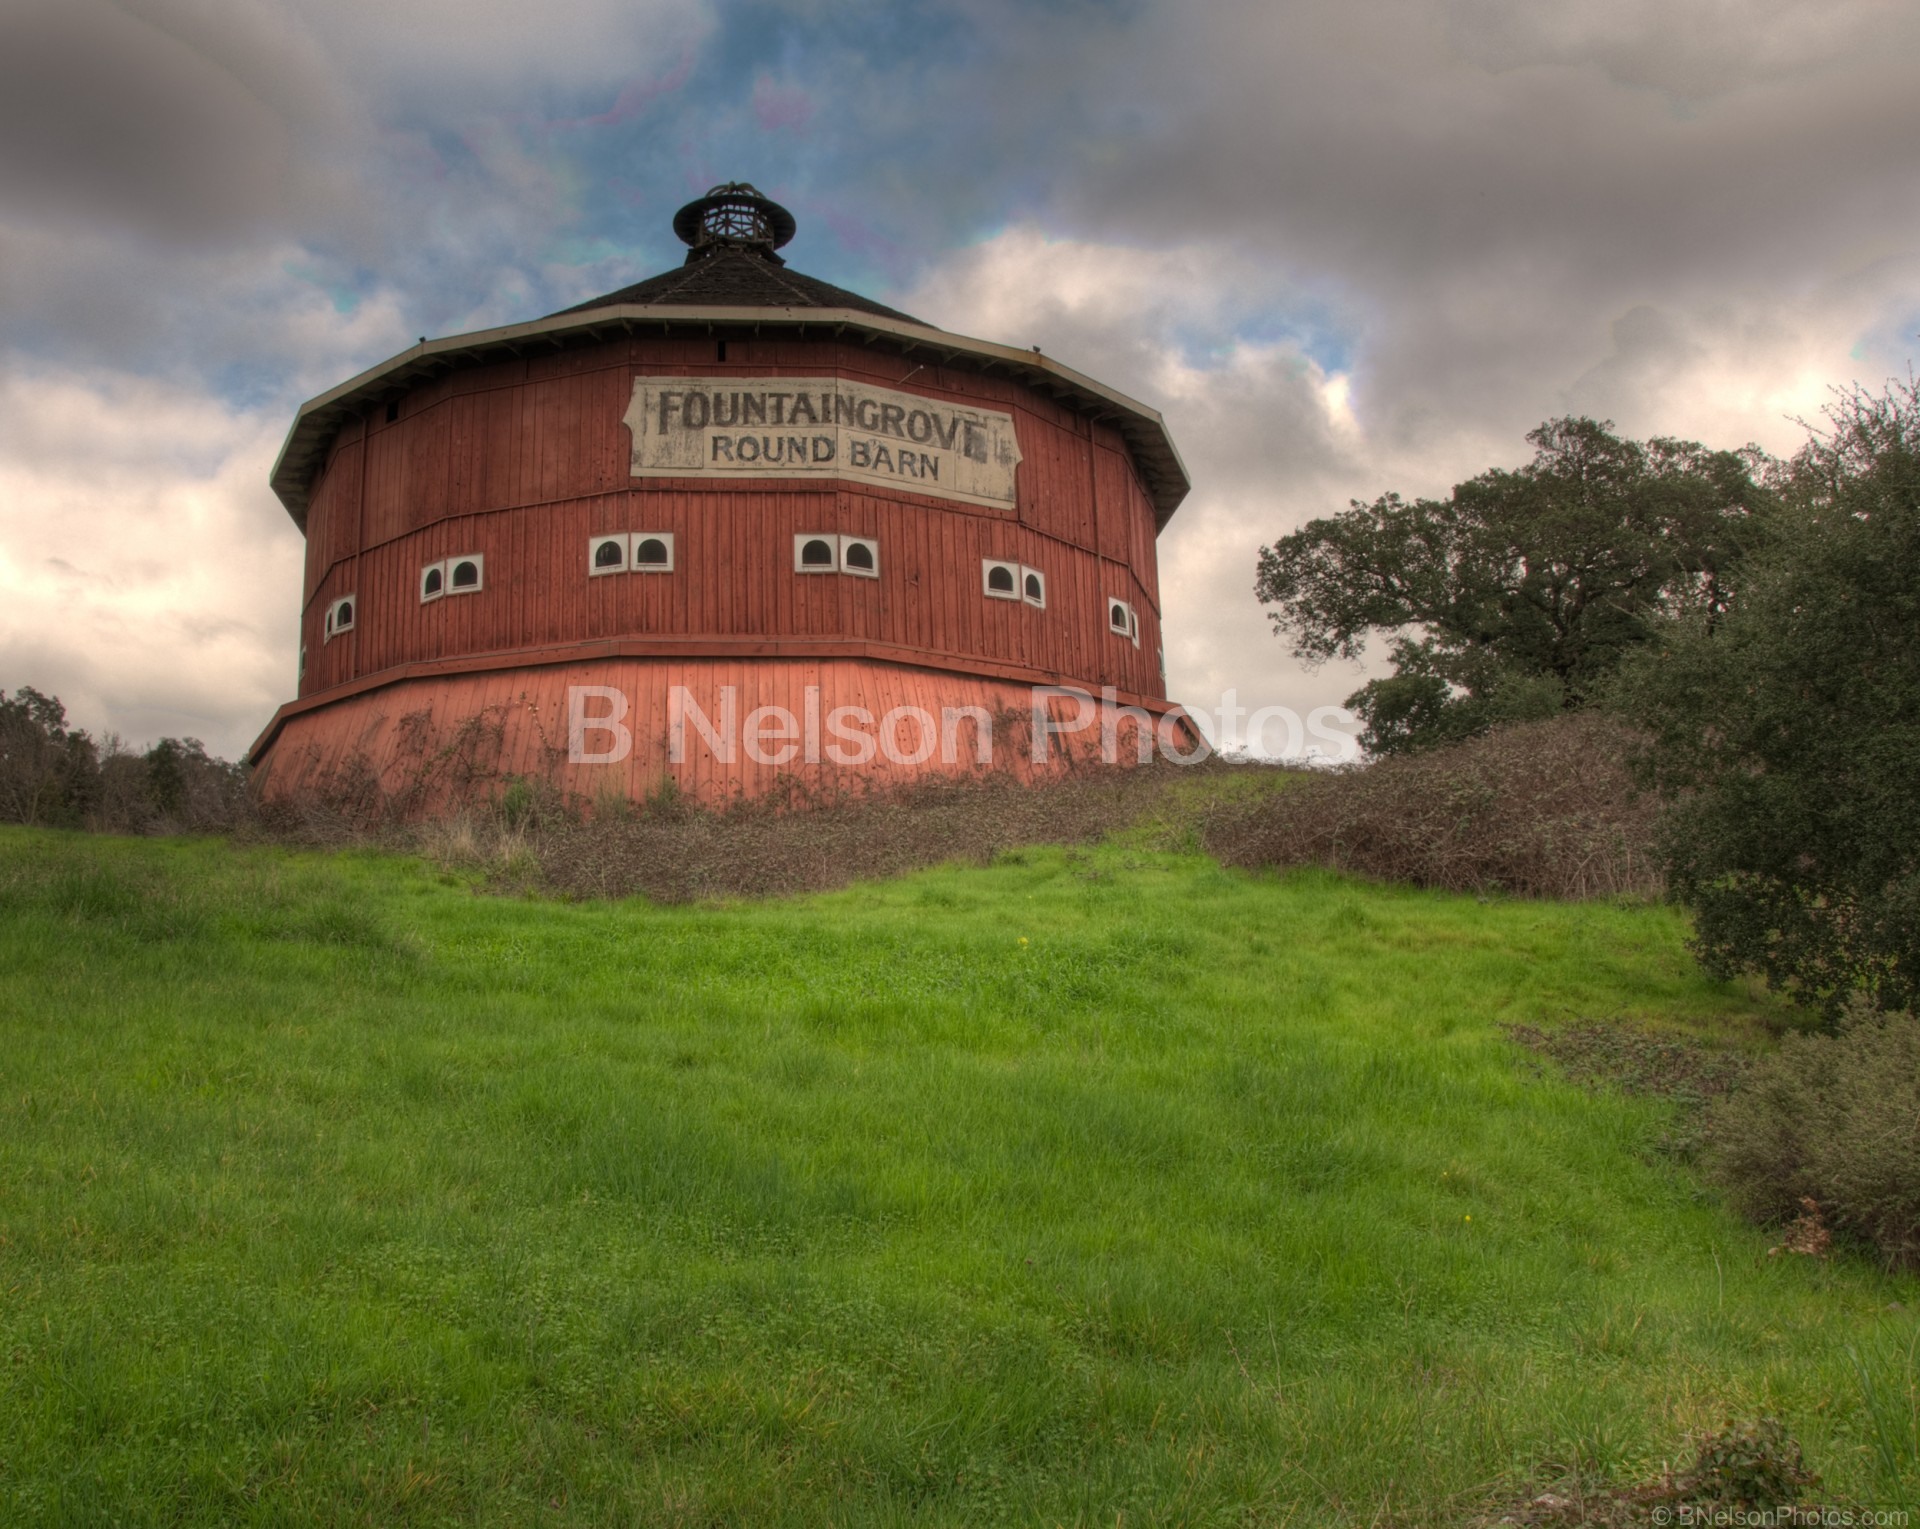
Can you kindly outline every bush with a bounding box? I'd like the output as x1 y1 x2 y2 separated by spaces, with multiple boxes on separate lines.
1203 711 1660 900
1671 1418 1819 1510
1616 379 1920 1015
1704 1000 1920 1271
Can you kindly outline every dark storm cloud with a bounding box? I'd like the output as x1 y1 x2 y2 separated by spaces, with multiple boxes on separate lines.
0 0 352 243
877 0 1920 745
0 0 713 374
1017 0 1920 434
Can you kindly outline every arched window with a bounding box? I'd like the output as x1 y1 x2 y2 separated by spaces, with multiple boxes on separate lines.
1108 598 1138 643
633 535 672 569
324 595 357 640
983 559 1043 606
420 563 445 601
450 556 483 592
796 535 878 577
796 535 837 571
592 537 626 571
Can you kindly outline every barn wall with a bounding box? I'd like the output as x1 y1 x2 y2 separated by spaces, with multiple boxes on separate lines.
256 658 1195 814
296 332 1171 708
299 486 1163 701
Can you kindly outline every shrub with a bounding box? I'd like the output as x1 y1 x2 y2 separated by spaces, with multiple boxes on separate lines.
1616 379 1920 1016
1704 1000 1920 1271
1203 711 1660 900
1673 1418 1818 1509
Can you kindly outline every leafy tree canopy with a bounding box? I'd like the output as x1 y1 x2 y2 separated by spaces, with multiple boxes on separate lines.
1615 380 1920 1016
0 686 245 831
1255 417 1776 753
0 686 98 827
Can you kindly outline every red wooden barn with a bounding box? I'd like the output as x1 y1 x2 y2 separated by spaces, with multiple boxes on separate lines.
249 185 1194 812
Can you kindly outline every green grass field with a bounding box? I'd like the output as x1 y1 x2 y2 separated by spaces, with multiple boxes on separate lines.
1 828 1915 1524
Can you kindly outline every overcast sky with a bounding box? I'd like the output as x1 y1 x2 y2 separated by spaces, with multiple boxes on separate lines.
3 0 1916 759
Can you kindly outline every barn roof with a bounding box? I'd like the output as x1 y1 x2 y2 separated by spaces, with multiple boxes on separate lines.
557 182 924 324
551 246 924 325
269 185 1189 530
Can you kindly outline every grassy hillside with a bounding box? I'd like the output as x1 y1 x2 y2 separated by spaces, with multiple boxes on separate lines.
0 829 1914 1524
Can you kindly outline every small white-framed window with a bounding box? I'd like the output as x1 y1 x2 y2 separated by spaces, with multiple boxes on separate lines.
632 533 674 572
448 554 484 594
796 534 878 576
795 534 839 572
588 535 628 576
983 559 1044 605
298 645 306 682
420 561 446 602
840 536 879 579
324 594 357 640
1108 597 1138 643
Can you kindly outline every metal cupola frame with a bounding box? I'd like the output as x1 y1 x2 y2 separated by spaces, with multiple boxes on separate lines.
671 183 798 265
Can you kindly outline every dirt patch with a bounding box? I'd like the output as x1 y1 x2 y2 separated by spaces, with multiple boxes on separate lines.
1460 1418 1822 1527
337 757 1268 904
531 768 1181 901
1505 1022 1750 1108
1506 1021 1751 1162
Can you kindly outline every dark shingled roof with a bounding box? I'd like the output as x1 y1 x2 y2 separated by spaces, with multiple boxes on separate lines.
550 245 924 325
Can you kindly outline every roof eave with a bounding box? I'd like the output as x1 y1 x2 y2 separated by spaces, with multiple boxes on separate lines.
269 305 1192 532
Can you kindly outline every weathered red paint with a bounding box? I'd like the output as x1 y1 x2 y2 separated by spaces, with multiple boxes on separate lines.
254 319 1187 812
251 659 1191 813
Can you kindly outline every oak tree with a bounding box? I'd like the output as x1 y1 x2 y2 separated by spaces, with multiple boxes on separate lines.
1255 417 1775 753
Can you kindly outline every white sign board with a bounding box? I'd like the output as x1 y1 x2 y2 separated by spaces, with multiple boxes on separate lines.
623 377 1022 509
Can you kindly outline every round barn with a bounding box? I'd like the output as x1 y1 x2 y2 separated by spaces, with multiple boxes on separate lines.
249 185 1194 812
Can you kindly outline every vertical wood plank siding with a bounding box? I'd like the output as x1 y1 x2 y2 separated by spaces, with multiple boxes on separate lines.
256 660 1189 813
270 331 1183 806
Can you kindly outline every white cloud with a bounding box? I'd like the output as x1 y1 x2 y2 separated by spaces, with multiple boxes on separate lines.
905 230 1381 756
0 363 300 756
903 212 1916 757
1562 282 1920 455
